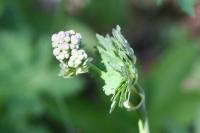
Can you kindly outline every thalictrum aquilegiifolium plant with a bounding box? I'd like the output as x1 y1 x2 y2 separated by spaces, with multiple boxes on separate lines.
51 26 150 133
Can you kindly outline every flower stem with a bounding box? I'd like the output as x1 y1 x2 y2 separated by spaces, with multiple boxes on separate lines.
135 83 150 133
88 63 150 133
88 62 103 76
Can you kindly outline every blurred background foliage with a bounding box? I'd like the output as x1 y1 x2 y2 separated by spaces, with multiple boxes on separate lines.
0 0 200 133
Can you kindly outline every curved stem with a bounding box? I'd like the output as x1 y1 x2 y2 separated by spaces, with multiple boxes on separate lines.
135 83 150 133
88 63 150 132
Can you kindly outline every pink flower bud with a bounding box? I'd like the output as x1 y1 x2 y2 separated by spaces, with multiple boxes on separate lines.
51 34 59 42
58 31 65 38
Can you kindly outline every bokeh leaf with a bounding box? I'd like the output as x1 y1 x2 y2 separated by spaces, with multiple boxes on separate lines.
176 0 197 16
145 26 200 132
0 30 85 132
155 0 197 15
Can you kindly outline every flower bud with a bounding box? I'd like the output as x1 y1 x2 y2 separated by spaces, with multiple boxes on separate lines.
51 30 90 78
53 48 60 56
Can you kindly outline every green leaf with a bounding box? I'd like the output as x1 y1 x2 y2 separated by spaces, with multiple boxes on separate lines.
96 26 138 112
155 0 163 6
0 30 85 132
0 0 5 16
195 107 200 133
145 26 200 132
176 0 197 16
96 34 123 96
67 99 138 133
155 0 196 16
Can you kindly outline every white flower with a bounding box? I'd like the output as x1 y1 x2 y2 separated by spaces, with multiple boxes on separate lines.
71 35 81 44
74 59 81 66
70 43 76 49
68 60 74 67
51 30 90 78
75 45 79 49
61 43 69 50
75 33 82 39
57 31 65 38
65 53 69 59
68 30 75 35
51 34 59 42
71 49 78 55
53 48 60 56
56 53 65 60
64 36 71 42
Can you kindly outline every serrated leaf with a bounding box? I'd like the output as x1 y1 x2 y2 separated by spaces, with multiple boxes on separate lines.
96 35 123 96
101 71 123 96
96 26 138 112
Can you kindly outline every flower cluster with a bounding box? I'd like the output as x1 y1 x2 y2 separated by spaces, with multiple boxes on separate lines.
51 30 89 78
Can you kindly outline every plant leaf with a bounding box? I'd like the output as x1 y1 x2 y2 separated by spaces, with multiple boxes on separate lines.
154 0 197 16
176 0 197 16
96 26 138 112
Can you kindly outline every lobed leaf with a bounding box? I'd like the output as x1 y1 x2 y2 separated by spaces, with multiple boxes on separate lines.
96 26 138 112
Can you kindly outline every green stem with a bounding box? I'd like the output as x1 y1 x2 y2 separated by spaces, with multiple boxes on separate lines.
88 62 150 133
88 62 103 76
135 83 150 133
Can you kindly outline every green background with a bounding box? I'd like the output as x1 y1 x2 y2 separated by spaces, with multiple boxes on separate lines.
0 0 199 132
